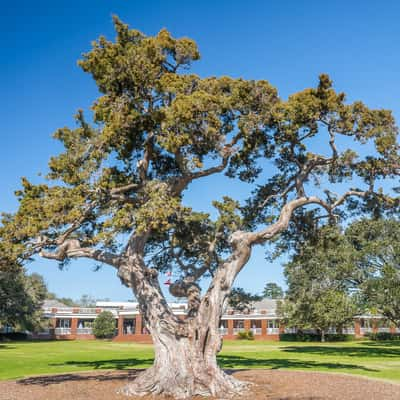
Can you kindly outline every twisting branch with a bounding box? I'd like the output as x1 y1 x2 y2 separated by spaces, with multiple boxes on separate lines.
110 183 140 196
27 200 99 259
328 126 338 159
249 189 370 245
171 133 241 195
137 132 155 182
39 238 122 268
55 201 97 245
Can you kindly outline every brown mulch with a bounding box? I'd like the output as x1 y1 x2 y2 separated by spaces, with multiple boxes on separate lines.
0 369 399 400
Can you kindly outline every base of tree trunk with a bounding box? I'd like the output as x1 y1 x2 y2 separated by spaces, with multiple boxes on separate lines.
119 366 249 399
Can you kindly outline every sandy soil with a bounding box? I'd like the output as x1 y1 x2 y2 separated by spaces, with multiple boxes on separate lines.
0 369 399 400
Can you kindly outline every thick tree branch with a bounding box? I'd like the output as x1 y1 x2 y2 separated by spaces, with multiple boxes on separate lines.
249 189 370 245
171 134 241 195
110 183 140 196
39 239 122 268
55 201 97 245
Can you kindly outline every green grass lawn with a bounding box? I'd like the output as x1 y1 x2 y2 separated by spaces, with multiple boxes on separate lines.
1 340 400 383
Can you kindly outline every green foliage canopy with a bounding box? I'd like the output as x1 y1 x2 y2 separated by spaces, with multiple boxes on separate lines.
346 218 400 326
0 265 47 330
0 17 398 305
280 226 358 335
228 287 261 312
262 282 284 299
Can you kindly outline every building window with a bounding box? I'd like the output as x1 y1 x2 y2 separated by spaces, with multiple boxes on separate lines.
360 319 371 328
233 320 244 333
77 319 94 334
78 319 93 329
56 319 71 328
123 319 136 334
267 320 279 334
219 320 228 335
250 320 262 335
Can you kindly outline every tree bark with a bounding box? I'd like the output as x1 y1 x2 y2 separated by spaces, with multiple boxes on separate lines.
120 321 246 398
118 234 252 398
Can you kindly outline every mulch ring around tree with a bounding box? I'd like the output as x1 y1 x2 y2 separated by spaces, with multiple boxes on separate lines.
0 369 399 400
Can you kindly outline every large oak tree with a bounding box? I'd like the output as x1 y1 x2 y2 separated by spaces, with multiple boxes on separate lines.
1 18 399 398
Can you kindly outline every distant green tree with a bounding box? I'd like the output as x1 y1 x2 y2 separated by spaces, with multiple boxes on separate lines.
92 311 116 338
228 288 261 313
279 289 357 342
46 292 77 307
57 297 78 307
281 226 358 341
345 219 400 327
0 264 47 331
77 294 96 307
262 282 284 299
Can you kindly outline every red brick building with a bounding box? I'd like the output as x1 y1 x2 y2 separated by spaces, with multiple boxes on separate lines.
35 299 399 342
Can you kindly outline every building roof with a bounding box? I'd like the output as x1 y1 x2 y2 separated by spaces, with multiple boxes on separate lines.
96 301 187 310
43 299 69 309
252 298 281 312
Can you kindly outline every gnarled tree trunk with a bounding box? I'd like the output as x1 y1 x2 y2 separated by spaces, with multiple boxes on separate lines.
120 321 246 398
118 233 253 398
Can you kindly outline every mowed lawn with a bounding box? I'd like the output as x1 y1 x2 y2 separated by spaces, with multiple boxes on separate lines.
1 340 400 383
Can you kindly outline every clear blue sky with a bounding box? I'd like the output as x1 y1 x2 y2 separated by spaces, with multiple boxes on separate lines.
1 0 399 301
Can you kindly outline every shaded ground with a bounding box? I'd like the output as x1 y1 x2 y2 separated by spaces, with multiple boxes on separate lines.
0 369 399 400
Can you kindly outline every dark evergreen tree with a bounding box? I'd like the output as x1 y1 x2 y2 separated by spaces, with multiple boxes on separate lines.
262 282 284 299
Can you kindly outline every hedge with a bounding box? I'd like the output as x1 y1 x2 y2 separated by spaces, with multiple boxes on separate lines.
279 332 355 342
0 332 30 341
364 332 400 341
236 330 255 340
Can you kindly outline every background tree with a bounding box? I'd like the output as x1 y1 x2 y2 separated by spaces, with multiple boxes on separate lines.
77 294 96 307
0 261 47 331
345 219 400 327
92 311 116 338
1 18 399 398
262 282 284 299
227 287 261 313
46 292 78 307
280 289 357 342
280 226 359 341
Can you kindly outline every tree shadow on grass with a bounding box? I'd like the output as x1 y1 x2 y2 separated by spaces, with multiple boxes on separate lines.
281 345 400 358
218 355 378 372
16 354 379 388
48 357 154 371
361 340 400 347
17 369 141 386
0 344 16 350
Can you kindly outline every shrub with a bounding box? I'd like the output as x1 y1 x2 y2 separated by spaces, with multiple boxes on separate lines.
325 333 355 342
0 332 30 341
365 332 400 341
92 311 116 339
279 332 355 342
237 330 254 340
279 333 320 342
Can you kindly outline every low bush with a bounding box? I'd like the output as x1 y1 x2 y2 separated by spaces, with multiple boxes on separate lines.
92 311 116 339
365 332 400 341
326 333 355 342
237 330 255 340
279 332 355 342
0 332 30 341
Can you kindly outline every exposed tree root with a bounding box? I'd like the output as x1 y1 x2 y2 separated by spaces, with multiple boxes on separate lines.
119 366 249 399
